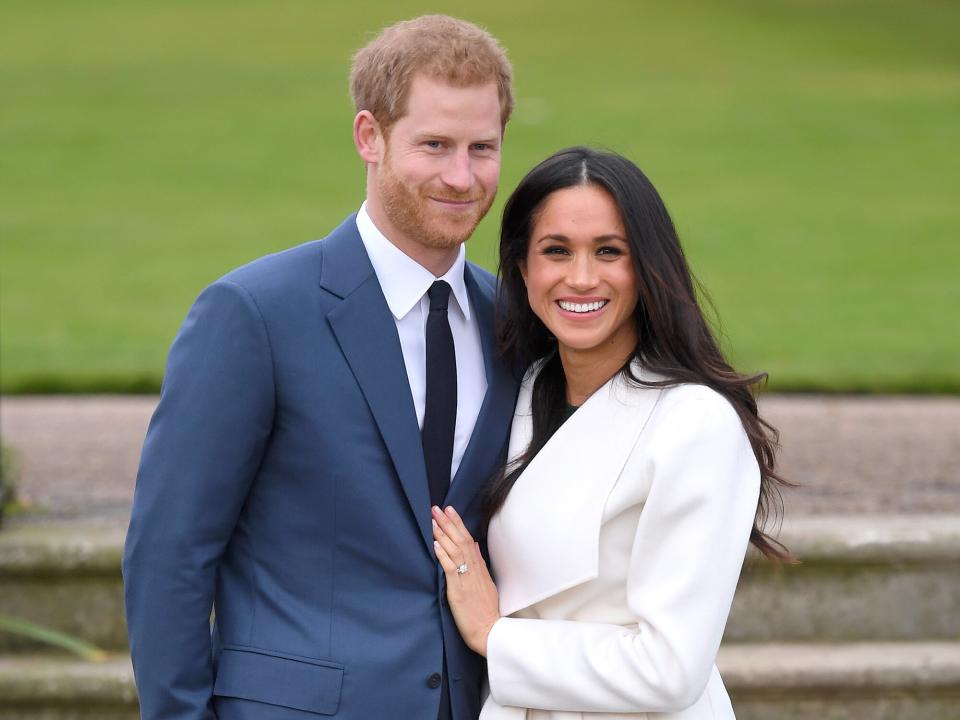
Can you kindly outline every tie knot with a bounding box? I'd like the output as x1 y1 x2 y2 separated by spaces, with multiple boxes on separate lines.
427 280 452 312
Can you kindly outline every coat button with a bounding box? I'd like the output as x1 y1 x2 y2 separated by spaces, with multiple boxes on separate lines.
427 673 442 689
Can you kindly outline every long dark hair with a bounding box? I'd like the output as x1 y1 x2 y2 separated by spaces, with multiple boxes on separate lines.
488 146 791 560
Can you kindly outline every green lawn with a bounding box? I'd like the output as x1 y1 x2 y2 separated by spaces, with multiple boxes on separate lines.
2 0 958 393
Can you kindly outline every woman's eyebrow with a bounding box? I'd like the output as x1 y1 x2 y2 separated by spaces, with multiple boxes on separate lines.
534 233 570 244
534 233 627 244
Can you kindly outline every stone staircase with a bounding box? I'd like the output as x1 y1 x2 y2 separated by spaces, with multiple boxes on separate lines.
1 395 959 719
721 515 960 720
0 524 135 720
2 517 958 719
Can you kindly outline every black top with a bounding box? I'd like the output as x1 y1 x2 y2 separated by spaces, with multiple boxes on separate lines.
559 403 579 426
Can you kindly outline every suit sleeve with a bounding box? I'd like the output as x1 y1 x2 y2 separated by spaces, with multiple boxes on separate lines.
485 392 761 713
123 280 275 720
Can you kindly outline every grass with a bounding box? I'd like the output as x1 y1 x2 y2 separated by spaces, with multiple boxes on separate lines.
2 0 958 393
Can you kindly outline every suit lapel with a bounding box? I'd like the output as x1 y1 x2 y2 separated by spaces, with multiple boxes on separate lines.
320 217 433 555
445 266 516 517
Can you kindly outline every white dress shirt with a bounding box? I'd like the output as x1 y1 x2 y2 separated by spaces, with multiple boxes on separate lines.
356 202 487 482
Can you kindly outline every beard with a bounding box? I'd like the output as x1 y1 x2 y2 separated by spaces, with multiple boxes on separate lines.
377 153 497 250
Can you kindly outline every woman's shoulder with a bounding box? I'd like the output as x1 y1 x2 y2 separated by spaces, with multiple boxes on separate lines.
620 361 739 420
658 381 733 409
644 382 748 455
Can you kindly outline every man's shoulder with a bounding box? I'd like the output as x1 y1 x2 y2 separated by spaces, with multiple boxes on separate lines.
216 215 359 297
221 239 321 288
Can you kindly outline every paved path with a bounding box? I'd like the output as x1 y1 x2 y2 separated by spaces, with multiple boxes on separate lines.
1 394 958 526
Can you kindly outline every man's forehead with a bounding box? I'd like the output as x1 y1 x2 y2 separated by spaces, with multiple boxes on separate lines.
401 77 500 124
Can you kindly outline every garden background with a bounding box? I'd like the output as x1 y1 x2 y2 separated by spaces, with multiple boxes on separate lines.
2 0 958 394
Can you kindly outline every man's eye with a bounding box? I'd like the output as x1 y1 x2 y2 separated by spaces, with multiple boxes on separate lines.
425 141 442 149
473 143 489 151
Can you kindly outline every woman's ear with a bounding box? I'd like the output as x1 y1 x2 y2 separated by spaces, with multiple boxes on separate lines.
353 110 383 165
518 259 527 286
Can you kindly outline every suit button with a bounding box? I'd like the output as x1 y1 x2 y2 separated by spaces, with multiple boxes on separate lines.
427 673 442 689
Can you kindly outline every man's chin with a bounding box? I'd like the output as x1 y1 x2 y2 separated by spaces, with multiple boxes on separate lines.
421 231 474 249
421 215 483 247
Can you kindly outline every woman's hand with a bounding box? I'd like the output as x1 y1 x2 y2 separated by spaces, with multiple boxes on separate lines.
432 505 501 657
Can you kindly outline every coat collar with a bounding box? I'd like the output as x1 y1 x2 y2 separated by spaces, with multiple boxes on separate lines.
318 213 373 299
355 203 472 323
489 360 665 616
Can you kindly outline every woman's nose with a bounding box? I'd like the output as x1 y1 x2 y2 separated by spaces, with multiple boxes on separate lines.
566 255 598 290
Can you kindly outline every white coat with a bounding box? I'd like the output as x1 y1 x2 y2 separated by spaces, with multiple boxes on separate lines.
481 361 761 720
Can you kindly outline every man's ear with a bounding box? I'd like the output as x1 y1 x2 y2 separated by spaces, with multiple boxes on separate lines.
353 110 383 164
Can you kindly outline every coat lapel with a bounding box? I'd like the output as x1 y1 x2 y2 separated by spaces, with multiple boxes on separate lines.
489 361 665 616
444 266 516 517
319 217 433 555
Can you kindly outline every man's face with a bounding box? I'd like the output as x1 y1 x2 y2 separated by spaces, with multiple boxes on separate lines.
372 75 502 253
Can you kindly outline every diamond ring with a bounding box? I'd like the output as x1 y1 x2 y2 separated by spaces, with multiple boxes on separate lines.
456 563 469 575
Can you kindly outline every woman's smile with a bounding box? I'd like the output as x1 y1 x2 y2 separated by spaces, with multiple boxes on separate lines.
556 297 609 315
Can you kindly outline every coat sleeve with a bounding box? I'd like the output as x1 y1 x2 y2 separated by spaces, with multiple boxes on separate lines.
122 280 275 720
485 390 761 714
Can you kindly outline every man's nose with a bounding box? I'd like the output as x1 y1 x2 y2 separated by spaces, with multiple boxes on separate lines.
440 149 473 193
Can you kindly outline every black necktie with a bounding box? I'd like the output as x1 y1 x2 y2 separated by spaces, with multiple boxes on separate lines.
422 280 457 508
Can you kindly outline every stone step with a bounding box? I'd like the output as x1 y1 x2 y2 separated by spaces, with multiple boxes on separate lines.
1 515 957 653
0 524 126 653
1 643 957 720
719 641 960 720
0 653 137 720
724 514 960 642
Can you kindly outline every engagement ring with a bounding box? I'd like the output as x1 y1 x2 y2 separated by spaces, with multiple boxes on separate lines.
456 563 469 575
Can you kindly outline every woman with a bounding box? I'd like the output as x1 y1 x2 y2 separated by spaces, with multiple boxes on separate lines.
432 147 789 719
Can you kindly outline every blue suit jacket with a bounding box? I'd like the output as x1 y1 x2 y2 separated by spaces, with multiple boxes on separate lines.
123 215 519 720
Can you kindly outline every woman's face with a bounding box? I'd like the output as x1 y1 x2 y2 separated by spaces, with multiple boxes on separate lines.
521 184 639 364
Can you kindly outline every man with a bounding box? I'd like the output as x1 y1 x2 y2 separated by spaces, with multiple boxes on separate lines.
123 15 518 720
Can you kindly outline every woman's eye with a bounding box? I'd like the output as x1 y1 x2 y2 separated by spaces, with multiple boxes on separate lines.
542 246 568 256
597 246 624 257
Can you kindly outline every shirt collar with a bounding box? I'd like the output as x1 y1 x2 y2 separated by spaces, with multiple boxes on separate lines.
356 202 471 322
